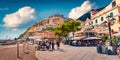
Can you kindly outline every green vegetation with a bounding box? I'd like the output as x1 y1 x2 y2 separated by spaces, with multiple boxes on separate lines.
100 36 120 46
111 36 120 46
54 20 82 41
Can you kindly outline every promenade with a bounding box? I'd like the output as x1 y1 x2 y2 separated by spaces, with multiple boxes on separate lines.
0 44 37 60
36 44 120 60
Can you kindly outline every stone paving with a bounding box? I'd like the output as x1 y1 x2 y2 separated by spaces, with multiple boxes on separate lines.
0 44 37 60
36 44 120 60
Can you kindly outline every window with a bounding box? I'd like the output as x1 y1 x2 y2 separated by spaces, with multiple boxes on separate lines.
91 21 93 24
101 17 104 21
110 12 114 18
95 19 98 23
112 1 116 7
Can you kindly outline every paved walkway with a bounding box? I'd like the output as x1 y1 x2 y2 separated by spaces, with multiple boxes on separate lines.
36 44 120 60
0 44 37 60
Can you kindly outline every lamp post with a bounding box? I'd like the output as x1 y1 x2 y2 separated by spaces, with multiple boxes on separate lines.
106 15 115 46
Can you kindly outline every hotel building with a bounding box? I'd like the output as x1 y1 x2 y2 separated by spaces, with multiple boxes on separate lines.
90 0 120 32
82 0 120 37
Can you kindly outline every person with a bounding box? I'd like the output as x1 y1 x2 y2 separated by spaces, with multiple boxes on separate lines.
78 41 81 46
51 41 54 50
41 41 46 50
37 41 41 50
23 41 29 54
56 40 60 49
45 41 49 50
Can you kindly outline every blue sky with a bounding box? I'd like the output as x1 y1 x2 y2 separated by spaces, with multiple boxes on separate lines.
0 0 111 39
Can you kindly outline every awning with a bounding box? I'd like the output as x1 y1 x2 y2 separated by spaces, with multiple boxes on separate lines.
36 39 42 41
29 36 41 39
113 32 120 36
73 36 84 40
83 37 101 40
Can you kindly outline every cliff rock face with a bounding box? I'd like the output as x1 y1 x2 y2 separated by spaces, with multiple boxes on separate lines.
19 14 66 39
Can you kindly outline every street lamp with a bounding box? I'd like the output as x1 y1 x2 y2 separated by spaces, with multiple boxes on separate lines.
106 15 115 46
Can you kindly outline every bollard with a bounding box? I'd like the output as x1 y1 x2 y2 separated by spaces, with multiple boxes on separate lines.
17 42 19 58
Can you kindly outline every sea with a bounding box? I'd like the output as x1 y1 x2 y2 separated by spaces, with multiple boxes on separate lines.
0 39 14 46
0 39 7 42
0 39 5 46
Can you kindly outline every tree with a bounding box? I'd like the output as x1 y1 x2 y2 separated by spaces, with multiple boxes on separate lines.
54 26 62 41
47 27 55 31
59 23 70 40
54 20 82 41
66 20 81 40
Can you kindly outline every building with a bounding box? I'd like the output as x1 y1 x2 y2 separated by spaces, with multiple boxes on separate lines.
79 0 120 37
90 0 120 33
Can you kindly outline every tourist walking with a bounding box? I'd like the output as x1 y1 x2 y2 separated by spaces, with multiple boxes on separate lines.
51 41 54 50
23 41 29 54
56 40 60 49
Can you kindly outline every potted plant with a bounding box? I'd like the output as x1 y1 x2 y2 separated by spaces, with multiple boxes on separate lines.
105 36 120 55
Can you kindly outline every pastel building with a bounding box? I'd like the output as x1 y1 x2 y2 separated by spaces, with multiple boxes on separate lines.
90 0 120 33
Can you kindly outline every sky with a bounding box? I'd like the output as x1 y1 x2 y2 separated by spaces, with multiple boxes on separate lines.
0 0 112 39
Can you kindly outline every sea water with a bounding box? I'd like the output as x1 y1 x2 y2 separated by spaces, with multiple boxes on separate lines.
0 39 7 46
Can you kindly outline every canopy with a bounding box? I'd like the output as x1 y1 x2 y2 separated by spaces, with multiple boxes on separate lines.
113 32 120 36
73 36 84 40
36 39 42 41
83 37 101 40
29 36 41 39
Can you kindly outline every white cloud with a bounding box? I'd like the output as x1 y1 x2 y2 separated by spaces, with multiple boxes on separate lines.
12 28 19 31
68 0 95 19
3 6 36 29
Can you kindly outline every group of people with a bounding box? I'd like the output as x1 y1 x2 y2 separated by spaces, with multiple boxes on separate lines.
65 40 99 46
116 42 120 57
37 40 60 51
